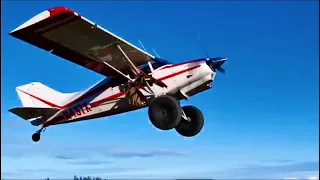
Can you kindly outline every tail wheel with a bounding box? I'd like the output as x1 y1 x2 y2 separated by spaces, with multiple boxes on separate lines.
32 132 41 142
175 106 204 137
148 95 181 130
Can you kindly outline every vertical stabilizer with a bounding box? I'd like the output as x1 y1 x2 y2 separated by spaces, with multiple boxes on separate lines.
15 82 78 108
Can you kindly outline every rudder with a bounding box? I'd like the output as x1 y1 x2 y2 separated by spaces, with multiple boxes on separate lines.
15 82 77 108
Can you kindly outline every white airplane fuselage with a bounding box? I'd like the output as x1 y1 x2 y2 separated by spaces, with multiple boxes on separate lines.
42 59 215 127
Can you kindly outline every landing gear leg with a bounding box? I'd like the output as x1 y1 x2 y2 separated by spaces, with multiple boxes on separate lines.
32 127 45 142
175 106 204 137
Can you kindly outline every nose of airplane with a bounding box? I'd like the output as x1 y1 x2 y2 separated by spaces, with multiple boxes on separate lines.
206 57 227 73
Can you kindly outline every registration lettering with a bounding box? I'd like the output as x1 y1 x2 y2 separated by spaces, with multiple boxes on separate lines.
62 103 92 119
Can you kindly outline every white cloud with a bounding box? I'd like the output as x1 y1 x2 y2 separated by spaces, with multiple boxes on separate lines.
283 173 319 180
308 176 319 180
284 177 299 180
92 167 212 179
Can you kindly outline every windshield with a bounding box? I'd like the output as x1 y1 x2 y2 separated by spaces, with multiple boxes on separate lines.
139 58 173 74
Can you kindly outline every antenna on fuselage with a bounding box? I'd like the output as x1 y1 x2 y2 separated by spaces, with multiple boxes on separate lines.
138 39 147 53
197 35 210 59
138 39 154 73
152 49 161 58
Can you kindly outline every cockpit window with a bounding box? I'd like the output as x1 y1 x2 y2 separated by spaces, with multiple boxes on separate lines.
139 58 173 74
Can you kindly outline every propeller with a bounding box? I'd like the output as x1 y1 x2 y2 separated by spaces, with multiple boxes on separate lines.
206 57 227 74
197 35 227 74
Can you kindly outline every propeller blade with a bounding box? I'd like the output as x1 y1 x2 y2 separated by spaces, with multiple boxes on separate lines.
206 57 227 74
216 66 226 74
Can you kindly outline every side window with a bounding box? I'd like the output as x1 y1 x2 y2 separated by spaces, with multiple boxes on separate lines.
142 67 152 74
140 64 152 74
138 58 173 74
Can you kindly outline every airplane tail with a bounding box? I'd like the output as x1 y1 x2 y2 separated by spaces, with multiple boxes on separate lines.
15 82 77 108
9 82 78 125
9 107 60 126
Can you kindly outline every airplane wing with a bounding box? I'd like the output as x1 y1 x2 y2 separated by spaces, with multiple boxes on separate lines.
10 6 154 77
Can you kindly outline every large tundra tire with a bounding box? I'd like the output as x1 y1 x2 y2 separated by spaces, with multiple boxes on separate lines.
175 105 204 137
148 95 182 130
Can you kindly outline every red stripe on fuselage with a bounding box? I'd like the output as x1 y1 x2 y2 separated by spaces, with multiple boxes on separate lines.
20 64 202 126
88 64 201 111
19 63 202 109
16 89 62 108
158 65 200 81
44 64 202 126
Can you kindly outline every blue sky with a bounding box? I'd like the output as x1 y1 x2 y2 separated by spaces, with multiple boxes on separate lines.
1 1 319 179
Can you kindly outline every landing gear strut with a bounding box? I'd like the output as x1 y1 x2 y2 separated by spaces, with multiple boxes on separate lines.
32 127 45 142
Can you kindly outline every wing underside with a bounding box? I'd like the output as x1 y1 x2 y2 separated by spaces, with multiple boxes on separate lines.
10 7 154 77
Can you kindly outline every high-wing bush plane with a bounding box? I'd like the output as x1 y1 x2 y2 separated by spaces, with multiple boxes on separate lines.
8 7 227 142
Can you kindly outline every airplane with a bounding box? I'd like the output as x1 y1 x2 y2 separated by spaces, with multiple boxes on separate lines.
8 6 227 142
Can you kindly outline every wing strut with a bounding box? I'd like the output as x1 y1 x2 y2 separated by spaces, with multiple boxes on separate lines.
101 61 133 82
115 44 168 93
41 45 169 128
116 44 140 75
115 44 155 95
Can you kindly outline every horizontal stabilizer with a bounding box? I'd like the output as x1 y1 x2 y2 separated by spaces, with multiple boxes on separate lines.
9 107 60 120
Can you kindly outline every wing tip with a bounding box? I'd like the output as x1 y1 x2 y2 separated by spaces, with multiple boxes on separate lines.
10 10 51 34
10 6 78 35
47 6 78 18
